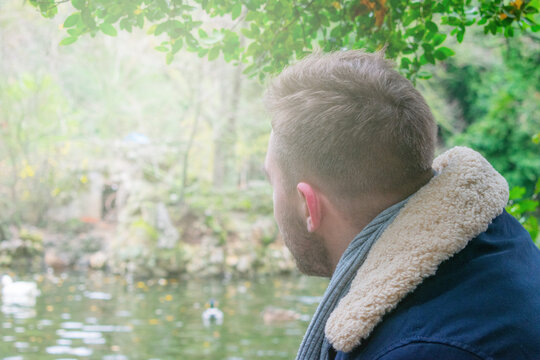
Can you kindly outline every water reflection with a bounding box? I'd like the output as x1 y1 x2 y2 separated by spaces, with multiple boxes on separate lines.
0 272 327 359
1 275 40 320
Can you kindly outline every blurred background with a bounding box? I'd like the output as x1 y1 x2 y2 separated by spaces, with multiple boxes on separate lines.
0 0 538 358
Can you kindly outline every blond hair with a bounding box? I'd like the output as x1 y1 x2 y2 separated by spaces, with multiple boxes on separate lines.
264 50 437 198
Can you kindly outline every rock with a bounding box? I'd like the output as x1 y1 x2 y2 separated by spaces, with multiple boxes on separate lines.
156 202 179 249
236 255 252 274
89 252 107 269
44 250 69 272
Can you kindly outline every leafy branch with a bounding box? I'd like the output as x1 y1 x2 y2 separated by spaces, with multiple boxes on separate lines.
29 0 540 81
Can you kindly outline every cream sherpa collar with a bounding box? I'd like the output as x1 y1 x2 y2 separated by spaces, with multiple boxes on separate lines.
325 146 509 352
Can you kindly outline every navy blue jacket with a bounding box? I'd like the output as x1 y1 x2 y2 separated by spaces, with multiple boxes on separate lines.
331 210 540 360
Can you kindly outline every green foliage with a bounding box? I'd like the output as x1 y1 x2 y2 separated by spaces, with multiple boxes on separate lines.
506 182 540 245
447 40 540 191
47 218 93 235
131 218 160 242
0 73 85 227
30 0 540 80
183 184 273 216
425 36 540 244
0 228 44 269
203 211 229 246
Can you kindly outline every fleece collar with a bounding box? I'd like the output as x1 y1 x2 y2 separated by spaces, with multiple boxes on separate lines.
325 146 509 352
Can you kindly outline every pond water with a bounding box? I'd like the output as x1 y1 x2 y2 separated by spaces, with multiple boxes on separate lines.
0 272 328 359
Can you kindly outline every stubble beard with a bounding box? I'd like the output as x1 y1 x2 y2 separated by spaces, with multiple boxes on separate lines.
279 212 332 278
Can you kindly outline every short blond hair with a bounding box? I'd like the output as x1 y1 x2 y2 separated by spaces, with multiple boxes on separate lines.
265 50 437 197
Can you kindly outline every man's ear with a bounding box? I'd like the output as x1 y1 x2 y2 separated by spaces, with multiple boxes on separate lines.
297 182 321 232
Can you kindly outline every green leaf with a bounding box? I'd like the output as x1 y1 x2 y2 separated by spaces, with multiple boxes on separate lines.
523 216 538 242
245 10 259 22
120 18 132 32
524 6 539 14
171 38 184 54
507 203 520 216
104 14 121 24
198 48 209 57
425 51 435 64
63 13 81 28
509 186 526 200
170 20 184 29
166 52 174 65
155 45 169 52
59 37 77 46
81 9 96 29
417 70 432 79
37 0 58 18
185 33 199 48
400 57 411 69
518 200 540 213
72 0 84 10
432 33 446 46
146 24 157 35
241 28 254 39
425 20 438 33
155 22 169 36
434 46 455 60
157 0 168 12
100 23 117 36
208 46 220 61
414 29 426 41
198 28 208 38
504 26 514 37
457 30 465 43
67 28 81 36
421 43 433 53
231 2 242 20
136 15 144 28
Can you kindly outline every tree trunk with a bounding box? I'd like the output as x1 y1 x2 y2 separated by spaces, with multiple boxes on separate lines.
213 63 243 188
179 63 203 203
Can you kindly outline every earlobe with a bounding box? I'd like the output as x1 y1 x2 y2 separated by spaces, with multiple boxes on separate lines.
307 218 313 232
297 182 321 232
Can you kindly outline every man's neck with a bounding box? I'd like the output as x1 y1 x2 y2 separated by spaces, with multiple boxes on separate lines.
323 170 435 275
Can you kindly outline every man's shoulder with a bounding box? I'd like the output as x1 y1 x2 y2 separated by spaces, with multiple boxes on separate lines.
332 210 540 360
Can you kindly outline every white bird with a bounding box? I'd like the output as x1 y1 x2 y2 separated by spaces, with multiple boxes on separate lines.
202 299 223 326
1 274 40 307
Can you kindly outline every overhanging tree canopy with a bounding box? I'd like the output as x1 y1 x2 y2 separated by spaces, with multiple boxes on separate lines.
29 0 539 80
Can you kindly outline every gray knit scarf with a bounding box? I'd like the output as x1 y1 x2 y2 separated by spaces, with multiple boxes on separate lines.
295 197 410 360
